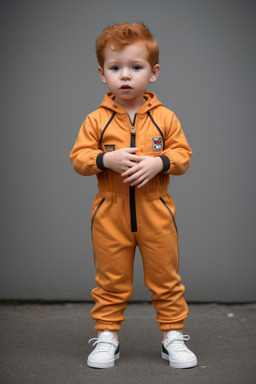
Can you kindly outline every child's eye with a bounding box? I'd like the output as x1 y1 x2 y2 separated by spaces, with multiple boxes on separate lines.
110 66 119 71
132 66 142 71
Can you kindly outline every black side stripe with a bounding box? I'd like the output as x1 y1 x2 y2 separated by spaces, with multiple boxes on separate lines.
91 198 105 229
160 197 178 234
147 111 164 149
99 111 116 145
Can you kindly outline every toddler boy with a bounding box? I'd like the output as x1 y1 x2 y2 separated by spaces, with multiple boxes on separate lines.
70 22 197 369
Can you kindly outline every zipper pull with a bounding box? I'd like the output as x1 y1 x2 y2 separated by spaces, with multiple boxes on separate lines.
131 126 136 135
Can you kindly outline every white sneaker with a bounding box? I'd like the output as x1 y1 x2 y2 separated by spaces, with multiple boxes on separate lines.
87 331 120 369
161 331 198 368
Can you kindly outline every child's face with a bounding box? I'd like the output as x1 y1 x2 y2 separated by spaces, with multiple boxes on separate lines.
98 42 159 105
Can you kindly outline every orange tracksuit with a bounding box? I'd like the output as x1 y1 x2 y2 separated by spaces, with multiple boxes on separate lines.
70 92 192 331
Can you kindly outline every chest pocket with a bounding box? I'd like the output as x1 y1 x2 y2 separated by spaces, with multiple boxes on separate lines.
143 111 165 155
143 135 164 155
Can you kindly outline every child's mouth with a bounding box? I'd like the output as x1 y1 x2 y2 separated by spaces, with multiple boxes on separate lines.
120 85 132 89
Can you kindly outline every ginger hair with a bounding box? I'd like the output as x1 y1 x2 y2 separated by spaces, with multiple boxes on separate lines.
96 22 159 70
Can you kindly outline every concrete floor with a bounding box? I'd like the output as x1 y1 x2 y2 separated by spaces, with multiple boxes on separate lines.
0 302 256 384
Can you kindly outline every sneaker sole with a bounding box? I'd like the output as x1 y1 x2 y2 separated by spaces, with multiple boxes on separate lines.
161 351 198 369
87 353 120 369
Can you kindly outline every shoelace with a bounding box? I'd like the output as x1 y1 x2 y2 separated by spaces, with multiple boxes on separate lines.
88 337 117 352
165 334 190 352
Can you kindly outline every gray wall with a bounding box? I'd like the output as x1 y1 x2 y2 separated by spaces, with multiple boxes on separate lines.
1 0 255 302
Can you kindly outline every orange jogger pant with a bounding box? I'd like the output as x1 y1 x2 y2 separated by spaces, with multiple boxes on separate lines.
90 190 189 332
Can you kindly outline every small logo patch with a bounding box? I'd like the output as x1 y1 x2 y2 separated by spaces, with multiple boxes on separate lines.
105 145 115 152
152 137 162 151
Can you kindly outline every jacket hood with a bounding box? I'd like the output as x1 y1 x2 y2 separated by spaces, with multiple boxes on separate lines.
99 92 163 114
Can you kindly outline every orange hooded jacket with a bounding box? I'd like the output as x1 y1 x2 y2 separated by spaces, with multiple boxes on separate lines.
70 92 192 231
70 91 191 184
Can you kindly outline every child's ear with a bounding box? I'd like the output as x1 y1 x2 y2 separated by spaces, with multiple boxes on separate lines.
149 64 160 83
98 66 106 84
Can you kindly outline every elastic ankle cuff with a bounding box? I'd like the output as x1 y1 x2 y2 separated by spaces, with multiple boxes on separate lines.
95 321 122 331
159 320 185 331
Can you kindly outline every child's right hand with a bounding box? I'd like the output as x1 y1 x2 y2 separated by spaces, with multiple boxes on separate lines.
103 148 141 173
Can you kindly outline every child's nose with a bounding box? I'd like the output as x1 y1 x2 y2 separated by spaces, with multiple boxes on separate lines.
120 69 131 80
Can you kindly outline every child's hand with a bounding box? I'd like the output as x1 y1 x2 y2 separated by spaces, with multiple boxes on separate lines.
121 156 163 188
103 148 141 173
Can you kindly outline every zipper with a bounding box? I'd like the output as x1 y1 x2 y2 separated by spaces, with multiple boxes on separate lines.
130 114 137 232
130 114 136 147
91 198 105 229
160 197 178 234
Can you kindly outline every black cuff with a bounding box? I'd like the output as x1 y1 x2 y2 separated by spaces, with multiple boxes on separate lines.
159 155 170 172
96 152 108 171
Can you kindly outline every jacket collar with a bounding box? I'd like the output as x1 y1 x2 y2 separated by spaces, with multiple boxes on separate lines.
99 92 163 114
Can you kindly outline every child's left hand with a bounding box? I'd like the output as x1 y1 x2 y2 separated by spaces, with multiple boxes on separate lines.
121 156 163 188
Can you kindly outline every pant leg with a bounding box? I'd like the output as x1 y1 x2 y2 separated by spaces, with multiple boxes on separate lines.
136 194 189 331
91 194 136 331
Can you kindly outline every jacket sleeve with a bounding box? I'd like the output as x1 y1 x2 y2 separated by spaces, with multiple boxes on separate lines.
159 113 192 175
70 114 107 176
